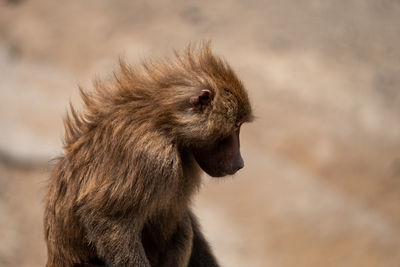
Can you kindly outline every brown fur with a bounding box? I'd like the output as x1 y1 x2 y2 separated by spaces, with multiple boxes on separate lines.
43 43 252 267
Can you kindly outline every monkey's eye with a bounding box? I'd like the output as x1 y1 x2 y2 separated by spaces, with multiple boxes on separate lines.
234 121 242 131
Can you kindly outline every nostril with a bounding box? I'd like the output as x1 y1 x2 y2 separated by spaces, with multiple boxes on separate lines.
234 159 244 172
238 157 244 169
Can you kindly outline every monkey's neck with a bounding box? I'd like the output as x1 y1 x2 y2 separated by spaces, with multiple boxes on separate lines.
179 149 202 198
150 150 201 224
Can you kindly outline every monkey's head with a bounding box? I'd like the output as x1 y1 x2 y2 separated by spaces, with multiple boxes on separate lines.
187 83 252 178
161 45 253 177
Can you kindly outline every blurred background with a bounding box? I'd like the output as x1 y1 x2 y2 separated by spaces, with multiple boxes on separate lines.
1 0 400 266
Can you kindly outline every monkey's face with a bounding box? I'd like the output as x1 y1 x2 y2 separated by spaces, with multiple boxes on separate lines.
186 87 251 178
193 126 244 177
166 47 252 177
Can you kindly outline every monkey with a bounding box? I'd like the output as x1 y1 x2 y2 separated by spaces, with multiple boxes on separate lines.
43 43 253 267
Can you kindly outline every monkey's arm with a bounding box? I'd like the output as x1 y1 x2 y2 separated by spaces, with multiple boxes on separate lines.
160 212 194 267
188 211 220 267
79 212 150 267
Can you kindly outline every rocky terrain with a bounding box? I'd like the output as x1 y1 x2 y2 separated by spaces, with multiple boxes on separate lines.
1 0 400 266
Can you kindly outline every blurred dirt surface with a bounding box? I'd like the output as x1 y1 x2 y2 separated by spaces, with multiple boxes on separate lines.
1 0 400 266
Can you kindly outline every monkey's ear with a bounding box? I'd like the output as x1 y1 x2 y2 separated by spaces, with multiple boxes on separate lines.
190 89 212 112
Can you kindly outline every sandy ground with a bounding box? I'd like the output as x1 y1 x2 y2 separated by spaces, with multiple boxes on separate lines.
1 0 400 266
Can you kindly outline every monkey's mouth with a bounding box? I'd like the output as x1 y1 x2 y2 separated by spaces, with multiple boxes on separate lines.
193 150 244 178
209 168 242 178
203 165 243 178
193 129 244 178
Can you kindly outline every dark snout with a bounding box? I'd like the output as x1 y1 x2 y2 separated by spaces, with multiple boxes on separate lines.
223 128 244 175
193 128 244 177
232 154 244 173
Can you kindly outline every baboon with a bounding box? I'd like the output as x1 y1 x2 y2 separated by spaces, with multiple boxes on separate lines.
43 44 253 267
